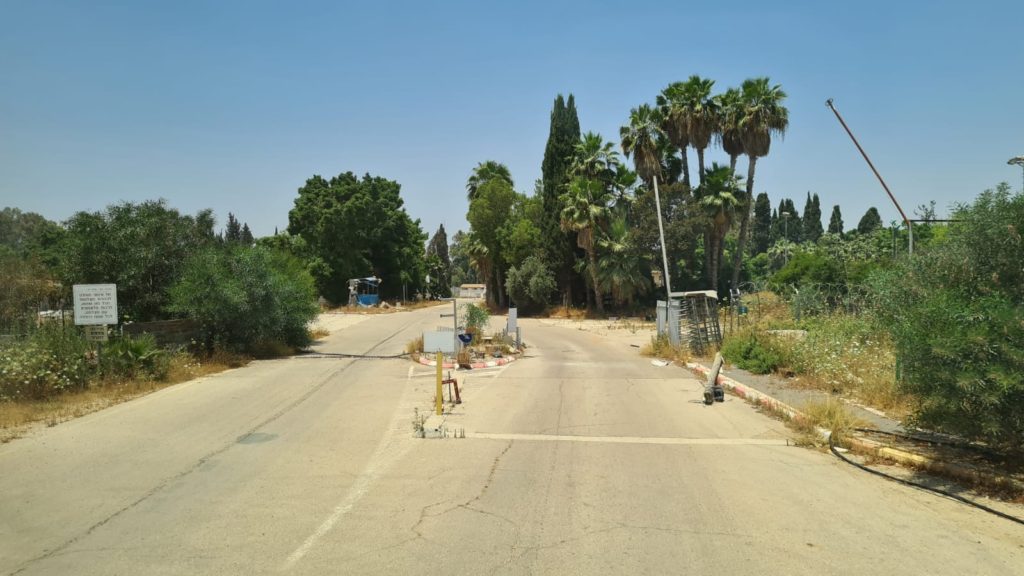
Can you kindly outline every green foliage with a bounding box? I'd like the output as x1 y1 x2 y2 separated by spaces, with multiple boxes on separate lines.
448 230 478 287
828 205 844 235
0 248 60 335
499 194 545 270
60 200 217 321
506 256 556 314
803 193 823 242
101 333 168 380
751 192 772 254
286 172 427 303
857 207 882 234
772 252 843 287
461 303 490 335
0 325 92 400
541 95 582 296
467 178 517 307
870 183 1024 449
0 208 65 269
425 224 452 298
167 246 318 352
721 331 787 374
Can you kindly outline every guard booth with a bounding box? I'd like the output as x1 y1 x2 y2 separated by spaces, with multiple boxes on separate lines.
348 276 381 307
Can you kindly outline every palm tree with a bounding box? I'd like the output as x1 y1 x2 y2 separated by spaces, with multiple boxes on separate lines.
698 163 743 292
730 77 788 288
570 132 620 182
560 177 613 313
466 161 514 202
597 216 651 308
464 234 493 305
656 82 691 189
621 104 672 298
714 87 746 173
679 75 718 187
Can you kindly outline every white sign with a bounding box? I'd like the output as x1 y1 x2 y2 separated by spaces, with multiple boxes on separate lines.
73 284 118 325
507 307 518 334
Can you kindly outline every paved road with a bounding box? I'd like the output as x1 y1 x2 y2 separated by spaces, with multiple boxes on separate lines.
1 306 1021 575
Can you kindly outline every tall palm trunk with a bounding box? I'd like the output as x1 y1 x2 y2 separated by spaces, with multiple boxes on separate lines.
681 147 691 189
588 246 603 313
696 147 707 187
729 154 738 174
730 155 758 288
708 230 720 293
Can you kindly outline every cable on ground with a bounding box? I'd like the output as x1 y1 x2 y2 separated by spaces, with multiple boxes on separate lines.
297 351 411 360
828 432 1024 527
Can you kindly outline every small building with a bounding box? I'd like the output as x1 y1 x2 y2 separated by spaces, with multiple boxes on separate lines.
457 283 486 299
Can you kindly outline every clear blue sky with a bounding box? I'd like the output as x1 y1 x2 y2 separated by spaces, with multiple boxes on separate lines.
2 0 1021 239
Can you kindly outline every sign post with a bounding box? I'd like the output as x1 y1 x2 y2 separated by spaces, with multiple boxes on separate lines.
435 351 443 416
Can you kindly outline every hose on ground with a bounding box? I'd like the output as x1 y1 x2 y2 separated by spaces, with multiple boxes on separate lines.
828 432 1024 526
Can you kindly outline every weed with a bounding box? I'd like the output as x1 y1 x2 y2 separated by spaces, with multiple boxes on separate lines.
405 336 424 355
720 330 787 374
790 398 865 449
640 335 689 364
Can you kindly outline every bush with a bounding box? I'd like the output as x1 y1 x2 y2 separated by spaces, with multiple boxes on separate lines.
100 333 169 380
506 256 556 314
0 326 92 400
167 246 319 352
870 183 1024 449
720 330 787 374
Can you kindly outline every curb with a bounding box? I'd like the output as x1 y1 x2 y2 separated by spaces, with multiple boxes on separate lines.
416 355 518 370
685 361 1024 494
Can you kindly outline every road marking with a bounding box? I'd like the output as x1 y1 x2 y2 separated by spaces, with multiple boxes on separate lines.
467 432 789 446
281 366 416 571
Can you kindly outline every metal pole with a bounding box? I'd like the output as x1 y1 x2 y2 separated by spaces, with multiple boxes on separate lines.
435 351 443 416
652 175 673 299
826 98 913 255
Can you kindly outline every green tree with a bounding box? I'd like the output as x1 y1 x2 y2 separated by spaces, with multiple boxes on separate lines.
620 104 665 186
597 216 651 307
61 200 217 321
802 192 823 242
857 207 883 234
679 75 718 186
499 193 544 269
448 230 478 287
870 184 1024 448
541 94 582 305
698 164 743 292
240 223 254 246
731 77 789 288
168 246 318 352
751 192 772 254
828 205 844 235
425 224 452 298
0 208 65 268
287 172 426 303
225 213 242 243
467 178 517 308
570 132 620 183
714 87 746 173
505 256 556 314
466 160 514 202
560 177 613 313
656 83 692 189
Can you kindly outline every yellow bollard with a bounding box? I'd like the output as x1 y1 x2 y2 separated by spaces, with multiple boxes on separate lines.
435 351 443 415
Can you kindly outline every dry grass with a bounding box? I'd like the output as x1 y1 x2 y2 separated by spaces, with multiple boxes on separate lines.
0 350 249 443
640 335 690 364
789 398 866 449
309 327 331 340
544 306 591 320
405 336 424 355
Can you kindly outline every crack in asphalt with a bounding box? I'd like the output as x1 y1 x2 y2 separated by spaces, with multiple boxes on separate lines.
7 319 419 576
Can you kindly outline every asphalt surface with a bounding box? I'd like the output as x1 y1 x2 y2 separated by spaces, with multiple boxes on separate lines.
1 305 1021 575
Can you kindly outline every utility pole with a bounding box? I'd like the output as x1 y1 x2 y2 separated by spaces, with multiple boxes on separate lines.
826 99 914 255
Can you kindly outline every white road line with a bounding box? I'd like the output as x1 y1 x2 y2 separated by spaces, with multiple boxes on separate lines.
281 367 415 571
468 432 789 446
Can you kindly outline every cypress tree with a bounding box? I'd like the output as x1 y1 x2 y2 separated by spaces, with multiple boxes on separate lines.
857 207 882 234
828 205 844 235
802 192 823 242
240 223 254 245
774 199 800 242
752 192 772 254
225 213 242 243
540 94 581 304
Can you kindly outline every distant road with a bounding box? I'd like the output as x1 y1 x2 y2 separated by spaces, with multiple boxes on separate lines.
1 306 1020 575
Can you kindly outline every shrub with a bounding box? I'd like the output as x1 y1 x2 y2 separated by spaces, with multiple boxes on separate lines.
461 303 490 337
0 326 92 400
720 330 787 374
167 246 319 352
505 256 556 314
100 333 169 380
870 183 1024 450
